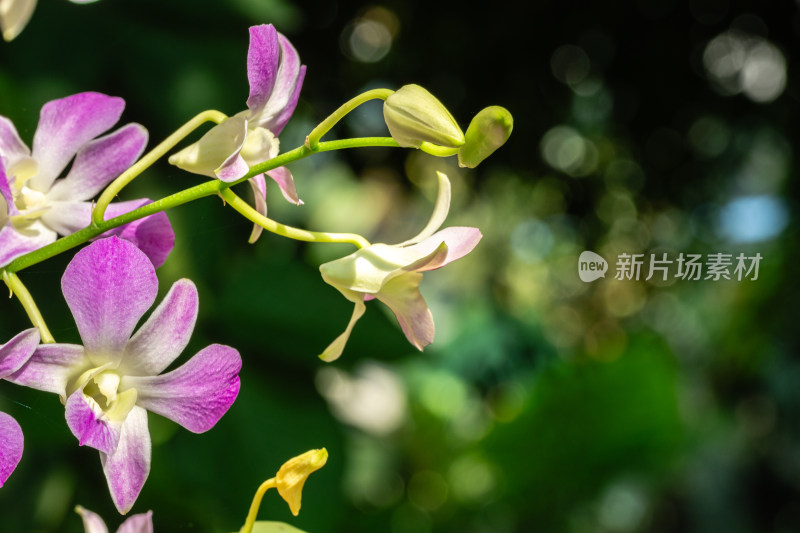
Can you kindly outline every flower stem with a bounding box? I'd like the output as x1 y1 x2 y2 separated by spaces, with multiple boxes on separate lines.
305 88 395 150
239 478 278 533
2 271 55 343
6 137 398 275
419 142 461 157
92 110 229 226
220 189 371 248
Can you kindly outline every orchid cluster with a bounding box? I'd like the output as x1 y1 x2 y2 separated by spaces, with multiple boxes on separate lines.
0 19 511 531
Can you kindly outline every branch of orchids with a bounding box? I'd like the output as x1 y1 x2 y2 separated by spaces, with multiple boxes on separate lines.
304 88 395 150
92 109 229 226
220 188 371 248
1 270 55 343
5 135 401 276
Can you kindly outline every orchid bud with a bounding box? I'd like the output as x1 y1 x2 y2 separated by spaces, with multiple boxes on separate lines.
383 84 465 149
458 105 513 168
276 448 328 516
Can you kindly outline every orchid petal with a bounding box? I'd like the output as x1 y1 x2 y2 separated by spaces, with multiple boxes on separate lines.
0 0 36 42
39 200 91 235
374 272 434 350
403 227 483 271
319 290 366 362
266 65 306 136
65 389 124 455
122 344 241 433
0 160 13 218
239 126 279 168
0 328 39 377
75 506 110 533
246 24 280 115
47 123 148 202
267 166 302 205
98 199 175 269
62 237 157 356
5 343 85 399
0 412 23 487
31 92 125 192
399 171 451 245
117 511 154 533
252 35 304 134
168 115 248 182
320 243 441 294
100 406 150 515
247 175 267 243
0 115 31 166
0 220 57 268
123 279 198 376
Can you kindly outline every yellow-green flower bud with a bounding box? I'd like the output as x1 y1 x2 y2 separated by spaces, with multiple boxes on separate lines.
383 84 465 149
458 106 513 168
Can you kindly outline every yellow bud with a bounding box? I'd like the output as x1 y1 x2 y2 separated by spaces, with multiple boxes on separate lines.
383 85 465 149
275 448 328 516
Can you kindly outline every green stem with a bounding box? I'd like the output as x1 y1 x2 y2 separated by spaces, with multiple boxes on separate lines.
305 89 395 150
92 110 228 225
2 271 55 343
220 189 371 248
419 142 461 157
5 136 398 275
239 478 278 533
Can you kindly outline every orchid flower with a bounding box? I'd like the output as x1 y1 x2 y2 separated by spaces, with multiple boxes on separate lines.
319 172 482 361
169 24 306 242
76 506 153 533
0 328 39 487
1 0 100 42
0 92 174 268
6 237 242 513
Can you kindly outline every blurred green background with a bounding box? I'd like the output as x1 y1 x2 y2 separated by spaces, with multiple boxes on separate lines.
1 0 798 531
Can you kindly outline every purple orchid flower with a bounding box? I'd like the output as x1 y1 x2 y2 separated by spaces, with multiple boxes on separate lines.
0 92 175 268
76 505 153 533
318 172 482 361
169 24 306 242
0 328 40 487
5 237 241 513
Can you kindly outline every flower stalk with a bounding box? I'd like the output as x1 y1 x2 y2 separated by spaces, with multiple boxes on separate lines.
2 270 54 343
92 109 229 226
305 88 395 150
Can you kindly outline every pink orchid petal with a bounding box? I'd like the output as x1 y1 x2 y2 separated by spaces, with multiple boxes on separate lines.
117 511 154 533
267 64 306 135
123 279 198 376
75 506 110 533
0 412 23 488
99 199 175 269
122 344 241 433
0 159 15 216
254 35 304 134
47 123 148 202
0 328 40 377
0 115 30 168
266 166 302 205
65 390 122 455
375 272 434 350
319 292 366 362
247 174 267 243
0 220 57 268
5 343 86 398
31 92 125 192
100 406 151 515
246 24 280 115
405 227 483 272
39 200 91 235
62 237 158 356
